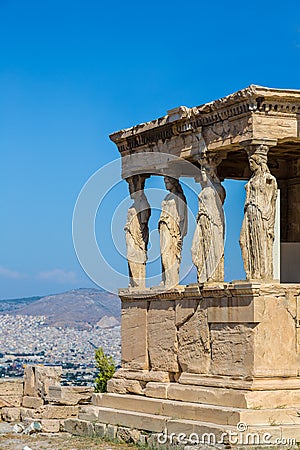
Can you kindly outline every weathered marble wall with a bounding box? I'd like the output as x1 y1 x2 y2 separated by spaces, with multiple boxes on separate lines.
118 283 300 386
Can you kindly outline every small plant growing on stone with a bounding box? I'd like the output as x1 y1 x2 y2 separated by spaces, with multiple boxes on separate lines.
94 346 116 393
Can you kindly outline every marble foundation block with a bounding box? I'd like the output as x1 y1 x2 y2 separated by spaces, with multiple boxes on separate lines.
117 283 300 383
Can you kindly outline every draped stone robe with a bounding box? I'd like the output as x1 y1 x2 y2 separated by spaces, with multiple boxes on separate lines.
191 184 225 283
240 169 277 280
159 192 187 287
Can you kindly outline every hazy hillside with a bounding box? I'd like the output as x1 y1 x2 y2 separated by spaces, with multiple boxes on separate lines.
0 296 42 313
0 288 121 329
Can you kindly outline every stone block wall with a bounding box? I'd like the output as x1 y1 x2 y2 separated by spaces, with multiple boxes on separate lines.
0 378 24 422
116 282 300 395
0 365 94 432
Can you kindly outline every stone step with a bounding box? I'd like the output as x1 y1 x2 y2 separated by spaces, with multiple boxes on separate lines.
92 393 300 426
65 415 300 446
146 381 300 409
76 406 300 444
80 405 169 433
79 405 238 437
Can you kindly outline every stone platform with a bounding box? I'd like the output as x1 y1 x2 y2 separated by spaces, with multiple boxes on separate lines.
98 282 300 444
118 282 300 378
78 388 300 445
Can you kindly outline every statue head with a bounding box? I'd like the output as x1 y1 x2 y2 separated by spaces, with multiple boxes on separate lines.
164 176 179 193
127 175 146 199
194 168 209 186
200 168 209 186
249 151 269 173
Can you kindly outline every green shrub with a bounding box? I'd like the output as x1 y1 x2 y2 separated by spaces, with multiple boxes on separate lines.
94 346 116 393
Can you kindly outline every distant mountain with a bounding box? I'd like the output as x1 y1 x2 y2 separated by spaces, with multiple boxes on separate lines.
0 288 121 330
0 296 42 313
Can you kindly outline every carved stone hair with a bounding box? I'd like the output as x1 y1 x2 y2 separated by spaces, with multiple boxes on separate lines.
164 176 185 197
250 153 270 173
126 175 146 192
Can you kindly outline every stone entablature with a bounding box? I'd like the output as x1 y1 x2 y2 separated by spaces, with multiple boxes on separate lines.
110 85 300 151
110 85 300 182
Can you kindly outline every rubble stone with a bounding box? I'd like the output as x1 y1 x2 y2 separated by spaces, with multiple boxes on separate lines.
94 422 106 437
40 419 60 433
1 407 21 422
47 386 93 405
107 378 145 395
64 418 94 436
22 396 44 409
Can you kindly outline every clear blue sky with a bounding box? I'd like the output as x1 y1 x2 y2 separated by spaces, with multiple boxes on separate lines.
1 0 299 298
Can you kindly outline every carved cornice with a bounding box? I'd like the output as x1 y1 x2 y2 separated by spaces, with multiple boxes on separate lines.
110 85 300 155
118 286 187 301
118 281 266 301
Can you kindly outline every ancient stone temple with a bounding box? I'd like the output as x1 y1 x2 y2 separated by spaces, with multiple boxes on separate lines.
95 86 300 444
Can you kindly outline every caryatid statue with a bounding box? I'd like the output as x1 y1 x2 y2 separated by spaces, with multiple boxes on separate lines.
159 176 188 288
191 163 226 283
124 175 151 288
240 145 278 280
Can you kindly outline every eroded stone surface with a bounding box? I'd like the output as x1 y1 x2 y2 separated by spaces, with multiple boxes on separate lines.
114 368 170 382
47 386 93 405
107 378 145 395
122 300 148 370
22 396 44 409
78 405 99 422
64 418 94 436
20 405 78 420
211 323 255 377
1 407 21 422
24 366 35 397
35 366 62 398
24 365 62 398
175 298 197 326
40 418 61 432
144 382 169 399
0 395 22 407
0 379 23 396
148 300 178 372
94 422 106 437
254 295 298 377
117 426 140 443
177 304 211 374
